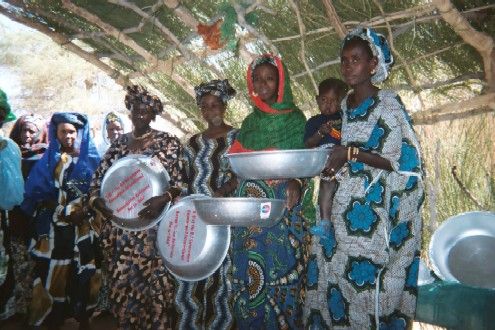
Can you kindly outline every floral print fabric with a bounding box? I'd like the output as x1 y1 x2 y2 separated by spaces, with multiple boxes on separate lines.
304 90 424 329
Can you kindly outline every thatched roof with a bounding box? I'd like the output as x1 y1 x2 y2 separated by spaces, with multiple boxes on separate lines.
1 0 494 134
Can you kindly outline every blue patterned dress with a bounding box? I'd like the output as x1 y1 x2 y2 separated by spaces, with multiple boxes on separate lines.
231 178 315 329
177 128 237 329
304 90 424 329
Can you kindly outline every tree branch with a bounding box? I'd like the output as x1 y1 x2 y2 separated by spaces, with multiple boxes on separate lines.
432 0 495 92
321 0 347 39
61 0 195 97
412 92 495 125
288 0 317 93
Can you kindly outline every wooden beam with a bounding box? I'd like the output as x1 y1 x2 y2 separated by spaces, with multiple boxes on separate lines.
321 0 347 39
61 0 195 97
412 93 495 125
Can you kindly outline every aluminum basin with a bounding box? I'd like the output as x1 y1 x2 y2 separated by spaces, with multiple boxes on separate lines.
157 195 230 282
227 149 329 180
429 211 495 289
193 197 286 227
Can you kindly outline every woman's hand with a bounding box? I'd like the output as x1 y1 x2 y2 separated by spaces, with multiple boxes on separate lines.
286 179 302 210
324 145 348 175
92 197 114 219
139 194 170 220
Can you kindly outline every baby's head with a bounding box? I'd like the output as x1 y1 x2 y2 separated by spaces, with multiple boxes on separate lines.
316 78 348 116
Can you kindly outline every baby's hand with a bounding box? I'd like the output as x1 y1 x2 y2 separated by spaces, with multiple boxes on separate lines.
318 121 333 135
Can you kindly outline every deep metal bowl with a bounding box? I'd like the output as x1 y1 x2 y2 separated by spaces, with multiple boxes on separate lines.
227 149 329 180
193 197 286 227
429 211 495 289
101 154 170 231
157 195 230 282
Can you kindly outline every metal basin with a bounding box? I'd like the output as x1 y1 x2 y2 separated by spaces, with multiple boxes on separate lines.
157 195 230 281
227 149 329 180
429 211 495 289
100 154 170 231
193 197 286 227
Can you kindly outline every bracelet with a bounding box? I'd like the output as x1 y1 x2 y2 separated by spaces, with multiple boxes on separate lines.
351 147 359 162
347 147 352 161
320 173 336 182
164 191 173 201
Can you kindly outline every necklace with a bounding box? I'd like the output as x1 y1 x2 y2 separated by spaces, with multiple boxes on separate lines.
132 130 153 140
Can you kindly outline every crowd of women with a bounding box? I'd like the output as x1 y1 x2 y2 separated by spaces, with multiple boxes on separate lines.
0 27 424 330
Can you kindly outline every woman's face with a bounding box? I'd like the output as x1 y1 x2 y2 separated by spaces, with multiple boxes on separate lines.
106 121 124 142
56 123 78 150
200 93 226 127
131 103 154 130
21 122 39 146
340 41 377 87
252 63 279 105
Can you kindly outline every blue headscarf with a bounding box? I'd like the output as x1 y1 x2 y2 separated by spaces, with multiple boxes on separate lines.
21 112 100 215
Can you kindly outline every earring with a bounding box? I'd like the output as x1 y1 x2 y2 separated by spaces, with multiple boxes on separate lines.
371 69 376 75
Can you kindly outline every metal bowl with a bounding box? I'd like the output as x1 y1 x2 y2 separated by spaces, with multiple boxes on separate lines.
157 195 230 282
193 197 286 227
227 149 329 180
100 154 170 231
429 211 495 289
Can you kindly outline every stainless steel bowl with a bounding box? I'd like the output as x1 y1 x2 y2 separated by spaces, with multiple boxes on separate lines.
429 211 495 289
193 197 286 227
157 195 230 282
100 154 170 231
227 149 329 180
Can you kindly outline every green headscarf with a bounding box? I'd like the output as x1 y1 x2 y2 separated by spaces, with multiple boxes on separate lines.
0 89 16 125
231 54 306 152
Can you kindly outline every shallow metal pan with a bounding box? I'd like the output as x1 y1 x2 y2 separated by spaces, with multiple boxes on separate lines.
429 211 495 289
156 195 230 282
100 154 170 231
193 197 285 227
227 149 329 180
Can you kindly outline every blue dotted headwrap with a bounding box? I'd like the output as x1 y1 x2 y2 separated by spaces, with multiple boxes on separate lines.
343 27 394 84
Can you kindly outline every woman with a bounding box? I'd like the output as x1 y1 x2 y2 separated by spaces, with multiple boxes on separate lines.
89 85 186 329
7 114 48 319
176 79 238 329
304 27 424 329
0 89 24 322
21 112 101 328
229 54 316 329
10 114 48 177
96 112 127 156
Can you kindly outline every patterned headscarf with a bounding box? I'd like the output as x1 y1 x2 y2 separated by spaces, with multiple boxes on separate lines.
125 85 163 114
10 114 48 147
105 112 124 127
343 27 394 84
0 88 16 125
194 79 236 106
230 54 306 152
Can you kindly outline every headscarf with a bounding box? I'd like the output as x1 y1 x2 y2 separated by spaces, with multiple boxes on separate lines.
343 27 394 84
194 79 236 105
0 88 16 125
230 54 306 152
125 85 163 114
21 112 100 215
104 112 123 127
9 114 48 150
